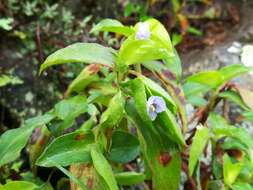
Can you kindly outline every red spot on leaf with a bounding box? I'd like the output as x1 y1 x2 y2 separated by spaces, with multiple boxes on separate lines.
39 136 47 146
74 133 85 141
159 152 172 166
88 64 100 75
86 177 93 188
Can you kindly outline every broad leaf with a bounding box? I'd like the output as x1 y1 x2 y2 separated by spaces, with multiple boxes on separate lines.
115 172 145 186
0 181 38 190
40 43 116 73
91 146 119 190
189 126 209 176
90 19 134 36
223 154 242 186
108 131 140 163
0 114 54 166
36 131 94 167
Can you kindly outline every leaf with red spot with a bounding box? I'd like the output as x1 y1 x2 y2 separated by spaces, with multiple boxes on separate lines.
66 64 100 96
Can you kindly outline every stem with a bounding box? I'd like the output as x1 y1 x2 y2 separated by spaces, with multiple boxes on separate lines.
135 63 142 73
154 72 188 134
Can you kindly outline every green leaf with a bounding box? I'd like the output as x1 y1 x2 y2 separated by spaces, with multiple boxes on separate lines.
125 101 181 190
100 91 125 129
36 131 94 167
66 64 100 95
223 154 242 186
188 126 209 176
145 19 173 53
219 90 250 111
0 18 14 31
186 96 207 107
219 64 250 82
0 181 38 190
115 172 145 186
183 82 209 98
186 71 222 89
108 131 140 163
139 75 177 113
209 113 253 148
54 96 88 120
40 43 116 73
186 64 251 90
242 111 253 121
129 78 152 124
91 146 119 190
117 19 174 66
0 75 23 87
155 110 186 148
231 182 253 190
0 114 54 166
90 19 134 36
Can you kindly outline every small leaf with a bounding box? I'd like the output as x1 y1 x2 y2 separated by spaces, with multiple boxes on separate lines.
186 96 207 107
100 91 125 129
90 19 134 36
115 172 145 186
219 90 250 111
40 43 116 73
0 181 38 190
189 126 209 176
219 64 250 82
108 131 140 163
223 154 242 186
0 74 23 87
209 113 253 148
66 64 100 95
36 131 94 167
183 82 209 98
91 146 119 190
237 87 253 111
0 114 54 166
186 71 222 89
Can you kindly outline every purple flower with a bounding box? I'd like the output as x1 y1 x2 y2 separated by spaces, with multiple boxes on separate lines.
147 96 167 121
136 22 151 40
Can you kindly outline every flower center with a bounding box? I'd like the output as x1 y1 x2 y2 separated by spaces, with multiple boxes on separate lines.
150 104 156 112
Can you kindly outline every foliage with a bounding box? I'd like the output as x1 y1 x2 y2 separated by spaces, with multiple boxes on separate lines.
1 17 253 190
